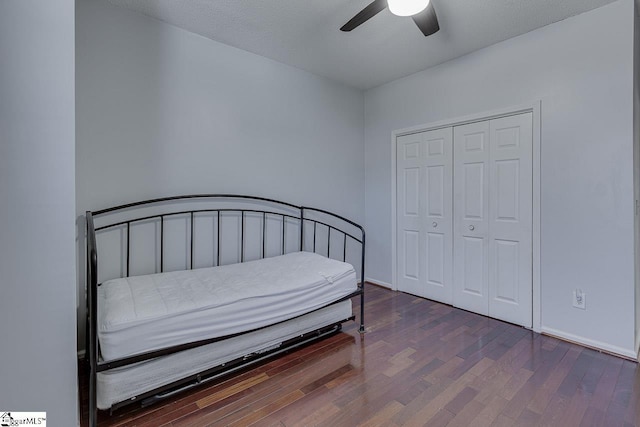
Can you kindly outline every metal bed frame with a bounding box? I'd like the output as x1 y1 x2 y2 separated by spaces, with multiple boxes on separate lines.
86 194 365 427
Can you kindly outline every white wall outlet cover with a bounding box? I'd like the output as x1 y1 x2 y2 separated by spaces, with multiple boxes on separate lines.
573 289 586 310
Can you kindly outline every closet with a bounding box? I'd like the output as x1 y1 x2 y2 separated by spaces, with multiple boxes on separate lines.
397 113 532 327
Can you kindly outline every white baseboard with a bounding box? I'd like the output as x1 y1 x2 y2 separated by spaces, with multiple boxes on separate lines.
541 326 637 360
365 277 394 290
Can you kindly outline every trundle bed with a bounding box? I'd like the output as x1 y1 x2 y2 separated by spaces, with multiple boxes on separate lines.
85 195 365 426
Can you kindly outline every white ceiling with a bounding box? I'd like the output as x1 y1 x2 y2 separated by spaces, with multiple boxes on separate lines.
107 0 619 89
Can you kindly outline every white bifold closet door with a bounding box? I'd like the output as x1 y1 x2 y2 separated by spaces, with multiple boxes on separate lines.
397 112 532 328
453 113 532 327
396 128 453 304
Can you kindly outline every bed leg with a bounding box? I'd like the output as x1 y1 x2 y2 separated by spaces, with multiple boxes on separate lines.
89 367 97 427
359 287 365 333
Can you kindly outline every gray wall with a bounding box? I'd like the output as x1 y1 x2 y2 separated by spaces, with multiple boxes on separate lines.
364 0 636 356
76 0 365 351
0 1 78 425
634 1 640 353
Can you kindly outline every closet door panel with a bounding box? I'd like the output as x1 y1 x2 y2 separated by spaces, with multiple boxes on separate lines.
453 121 490 315
396 128 453 302
488 113 533 327
423 128 453 303
462 162 485 220
397 133 424 297
461 236 485 295
426 232 445 287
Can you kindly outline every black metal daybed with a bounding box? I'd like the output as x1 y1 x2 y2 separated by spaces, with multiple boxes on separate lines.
85 194 365 426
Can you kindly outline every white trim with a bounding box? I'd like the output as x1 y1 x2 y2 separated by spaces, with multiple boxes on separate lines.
390 125 398 291
393 103 540 138
532 101 542 333
365 277 394 290
541 326 637 360
391 101 542 332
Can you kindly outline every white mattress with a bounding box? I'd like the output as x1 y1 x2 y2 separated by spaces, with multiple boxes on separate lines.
97 300 352 410
98 252 357 361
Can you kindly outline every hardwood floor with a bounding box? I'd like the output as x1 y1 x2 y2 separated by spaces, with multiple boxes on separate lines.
80 285 640 426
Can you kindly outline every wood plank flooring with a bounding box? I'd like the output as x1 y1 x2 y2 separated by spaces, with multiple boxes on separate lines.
79 285 640 426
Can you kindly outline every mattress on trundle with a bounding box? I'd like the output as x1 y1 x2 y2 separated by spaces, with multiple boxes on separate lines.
97 300 352 410
98 251 357 361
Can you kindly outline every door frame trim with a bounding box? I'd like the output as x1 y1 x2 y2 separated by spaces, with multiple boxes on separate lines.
391 101 542 332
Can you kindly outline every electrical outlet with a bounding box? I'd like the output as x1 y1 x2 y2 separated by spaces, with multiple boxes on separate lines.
573 289 586 310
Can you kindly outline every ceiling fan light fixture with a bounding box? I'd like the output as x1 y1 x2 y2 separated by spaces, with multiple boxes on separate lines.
387 0 430 17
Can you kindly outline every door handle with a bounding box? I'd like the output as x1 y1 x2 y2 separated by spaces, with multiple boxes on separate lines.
432 222 438 228
468 225 475 231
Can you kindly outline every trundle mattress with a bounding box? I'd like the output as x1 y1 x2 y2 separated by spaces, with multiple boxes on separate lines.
98 252 357 361
97 300 352 410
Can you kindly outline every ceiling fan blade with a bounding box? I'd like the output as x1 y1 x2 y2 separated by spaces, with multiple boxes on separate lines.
340 0 387 32
412 2 439 37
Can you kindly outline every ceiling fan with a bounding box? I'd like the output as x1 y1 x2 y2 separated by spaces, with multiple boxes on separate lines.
340 0 439 37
